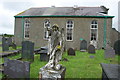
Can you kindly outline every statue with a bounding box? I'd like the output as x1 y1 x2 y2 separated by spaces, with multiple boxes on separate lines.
39 24 66 79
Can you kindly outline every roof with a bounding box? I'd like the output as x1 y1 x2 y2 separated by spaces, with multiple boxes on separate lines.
15 6 114 18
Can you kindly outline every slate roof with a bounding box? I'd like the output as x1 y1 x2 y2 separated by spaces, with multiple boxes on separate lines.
15 6 113 17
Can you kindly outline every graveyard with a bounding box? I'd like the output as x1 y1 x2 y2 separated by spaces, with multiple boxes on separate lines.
0 26 120 79
0 44 119 79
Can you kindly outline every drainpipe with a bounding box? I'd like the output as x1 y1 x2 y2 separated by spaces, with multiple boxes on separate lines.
103 16 107 48
22 16 24 41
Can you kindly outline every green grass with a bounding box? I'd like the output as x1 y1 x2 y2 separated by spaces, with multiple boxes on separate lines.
0 49 119 79
30 49 119 78
0 53 21 64
60 50 119 78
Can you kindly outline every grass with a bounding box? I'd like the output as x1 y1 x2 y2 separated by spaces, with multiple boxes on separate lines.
60 50 119 78
30 49 119 78
0 49 119 79
0 53 21 64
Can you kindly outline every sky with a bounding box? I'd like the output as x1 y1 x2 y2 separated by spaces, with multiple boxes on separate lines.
0 0 120 34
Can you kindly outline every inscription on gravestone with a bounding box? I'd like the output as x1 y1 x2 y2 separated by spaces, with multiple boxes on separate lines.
114 40 120 55
22 41 34 62
67 48 75 56
80 40 87 52
4 58 30 78
2 37 9 51
88 45 95 54
105 45 115 58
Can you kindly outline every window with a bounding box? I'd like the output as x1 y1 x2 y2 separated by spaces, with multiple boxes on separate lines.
66 20 74 41
90 20 98 41
24 18 30 38
44 19 51 40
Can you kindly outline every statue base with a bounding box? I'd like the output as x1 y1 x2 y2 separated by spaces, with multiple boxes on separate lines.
39 66 66 80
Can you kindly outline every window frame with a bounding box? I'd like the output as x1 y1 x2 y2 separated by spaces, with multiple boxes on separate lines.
24 18 30 39
90 20 98 41
66 20 74 41
43 19 51 40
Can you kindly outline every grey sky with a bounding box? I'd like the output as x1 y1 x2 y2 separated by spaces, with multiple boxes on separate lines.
0 0 119 34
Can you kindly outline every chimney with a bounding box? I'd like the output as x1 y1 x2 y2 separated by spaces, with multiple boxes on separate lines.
100 6 109 14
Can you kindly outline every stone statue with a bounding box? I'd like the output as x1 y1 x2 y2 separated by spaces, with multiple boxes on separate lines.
39 24 66 79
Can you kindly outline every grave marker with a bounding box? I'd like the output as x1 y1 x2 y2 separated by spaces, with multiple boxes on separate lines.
88 45 96 54
22 41 34 62
114 40 120 55
104 45 115 58
2 37 9 51
100 63 120 79
4 58 30 78
80 40 87 52
67 48 75 56
38 48 49 61
8 37 12 46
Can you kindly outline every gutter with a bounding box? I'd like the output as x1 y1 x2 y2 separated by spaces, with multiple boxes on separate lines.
14 15 114 18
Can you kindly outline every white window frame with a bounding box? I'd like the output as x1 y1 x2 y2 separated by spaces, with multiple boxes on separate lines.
24 18 30 39
66 20 74 41
44 19 51 40
90 20 98 41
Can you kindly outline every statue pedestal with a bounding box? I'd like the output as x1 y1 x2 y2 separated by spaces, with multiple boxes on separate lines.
39 66 66 80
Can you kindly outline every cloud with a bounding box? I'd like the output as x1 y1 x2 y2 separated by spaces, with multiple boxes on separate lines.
2 2 34 12
0 0 119 34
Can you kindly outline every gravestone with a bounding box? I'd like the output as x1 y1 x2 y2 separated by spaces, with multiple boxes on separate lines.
67 48 75 56
38 49 49 62
114 40 120 55
88 45 95 54
104 45 115 58
8 37 12 46
22 41 34 62
2 37 9 51
100 63 120 80
80 40 87 52
4 58 30 78
12 43 17 49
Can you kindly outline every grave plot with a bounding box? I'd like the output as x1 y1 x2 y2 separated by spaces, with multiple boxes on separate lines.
88 45 96 54
2 37 9 51
0 49 119 79
67 48 75 56
22 41 34 62
100 63 120 79
4 58 30 78
38 47 49 62
114 40 120 55
104 45 115 59
80 40 87 52
2 37 17 52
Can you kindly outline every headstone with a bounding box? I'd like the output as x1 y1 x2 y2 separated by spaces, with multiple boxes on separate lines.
22 41 34 62
38 50 49 61
67 48 75 56
88 45 95 54
2 37 9 51
100 63 120 80
4 58 30 78
114 40 120 55
8 37 12 46
80 40 87 52
12 43 17 49
104 45 115 58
